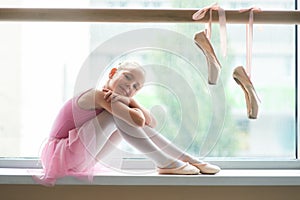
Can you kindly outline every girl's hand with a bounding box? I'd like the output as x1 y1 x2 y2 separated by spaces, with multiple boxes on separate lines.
102 88 130 105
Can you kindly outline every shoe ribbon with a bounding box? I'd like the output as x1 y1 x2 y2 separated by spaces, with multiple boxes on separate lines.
192 3 227 57
239 7 261 79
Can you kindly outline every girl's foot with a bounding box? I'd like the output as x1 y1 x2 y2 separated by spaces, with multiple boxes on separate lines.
157 162 200 175
191 162 221 174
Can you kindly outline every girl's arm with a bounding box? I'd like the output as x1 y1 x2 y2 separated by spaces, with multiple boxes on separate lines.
102 88 157 128
77 89 146 127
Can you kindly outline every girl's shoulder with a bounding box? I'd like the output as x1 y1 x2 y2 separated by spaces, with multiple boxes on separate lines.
77 88 103 110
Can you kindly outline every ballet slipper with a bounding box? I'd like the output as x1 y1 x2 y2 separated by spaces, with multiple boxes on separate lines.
233 66 260 119
192 162 221 175
157 163 200 175
194 31 222 85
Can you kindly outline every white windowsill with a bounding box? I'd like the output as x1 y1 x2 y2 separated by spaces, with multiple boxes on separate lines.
1 168 300 186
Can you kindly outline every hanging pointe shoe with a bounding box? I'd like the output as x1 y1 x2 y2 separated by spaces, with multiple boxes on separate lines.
233 66 260 119
194 31 222 85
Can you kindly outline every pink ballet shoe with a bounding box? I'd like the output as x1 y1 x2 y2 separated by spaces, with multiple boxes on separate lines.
233 66 260 119
157 163 200 175
194 31 222 85
192 162 221 174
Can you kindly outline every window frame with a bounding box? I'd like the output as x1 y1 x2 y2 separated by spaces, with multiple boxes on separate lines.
0 7 299 169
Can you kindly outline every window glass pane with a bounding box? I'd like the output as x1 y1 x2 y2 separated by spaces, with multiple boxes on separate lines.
0 22 89 157
0 0 296 160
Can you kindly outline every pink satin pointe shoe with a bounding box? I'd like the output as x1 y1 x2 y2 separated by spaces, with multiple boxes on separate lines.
194 31 222 85
192 162 221 174
233 66 260 119
157 163 200 175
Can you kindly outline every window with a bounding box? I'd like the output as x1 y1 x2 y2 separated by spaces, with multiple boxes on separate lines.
0 0 298 169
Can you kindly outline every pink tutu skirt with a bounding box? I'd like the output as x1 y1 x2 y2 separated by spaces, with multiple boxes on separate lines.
34 120 103 186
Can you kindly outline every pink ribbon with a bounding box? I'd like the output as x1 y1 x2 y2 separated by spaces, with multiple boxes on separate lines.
239 7 262 79
192 3 227 57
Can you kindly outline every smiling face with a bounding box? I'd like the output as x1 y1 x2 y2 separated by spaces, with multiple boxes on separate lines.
106 65 145 97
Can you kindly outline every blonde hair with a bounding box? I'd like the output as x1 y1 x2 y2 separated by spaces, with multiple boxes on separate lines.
117 61 144 73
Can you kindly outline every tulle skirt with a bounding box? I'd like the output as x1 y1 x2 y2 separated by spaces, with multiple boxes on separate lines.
33 119 104 186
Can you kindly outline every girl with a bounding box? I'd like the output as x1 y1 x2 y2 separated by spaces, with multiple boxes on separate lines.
35 61 220 186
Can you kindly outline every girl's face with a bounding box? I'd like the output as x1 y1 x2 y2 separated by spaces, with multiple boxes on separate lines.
107 67 145 97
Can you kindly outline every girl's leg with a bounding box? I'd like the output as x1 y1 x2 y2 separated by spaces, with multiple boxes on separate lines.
142 126 201 164
95 130 122 160
142 126 221 174
82 110 119 158
114 117 187 169
91 112 199 174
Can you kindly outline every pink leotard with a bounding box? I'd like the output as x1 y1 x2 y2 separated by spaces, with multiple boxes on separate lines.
50 90 103 139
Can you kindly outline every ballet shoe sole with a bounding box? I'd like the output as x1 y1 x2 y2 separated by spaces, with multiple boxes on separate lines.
192 163 221 175
157 163 200 175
